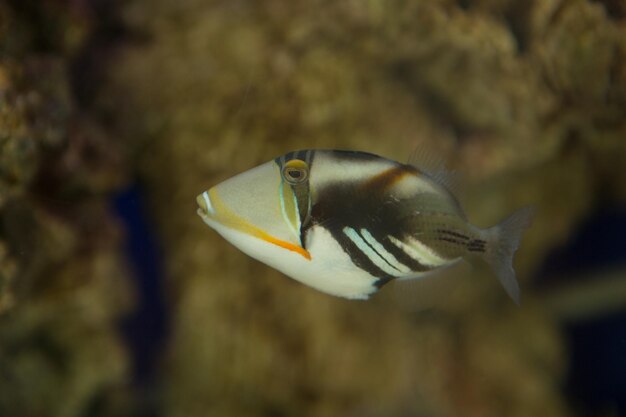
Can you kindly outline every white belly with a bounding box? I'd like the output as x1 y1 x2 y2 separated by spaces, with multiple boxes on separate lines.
204 218 379 299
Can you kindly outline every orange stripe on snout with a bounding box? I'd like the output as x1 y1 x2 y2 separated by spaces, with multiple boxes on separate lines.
258 232 312 260
207 188 312 260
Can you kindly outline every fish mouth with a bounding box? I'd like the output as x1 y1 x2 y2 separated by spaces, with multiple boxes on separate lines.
196 190 216 219
195 187 312 260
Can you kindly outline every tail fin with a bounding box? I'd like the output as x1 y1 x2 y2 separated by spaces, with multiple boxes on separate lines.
483 206 535 305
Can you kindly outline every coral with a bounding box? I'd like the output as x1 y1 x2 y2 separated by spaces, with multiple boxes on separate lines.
0 1 132 416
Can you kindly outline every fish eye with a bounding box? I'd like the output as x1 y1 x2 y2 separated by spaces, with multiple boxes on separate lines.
282 159 309 184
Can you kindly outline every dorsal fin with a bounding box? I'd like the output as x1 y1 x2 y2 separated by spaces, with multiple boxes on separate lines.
408 144 461 196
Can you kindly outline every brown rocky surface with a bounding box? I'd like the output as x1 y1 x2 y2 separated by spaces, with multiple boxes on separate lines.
0 1 133 416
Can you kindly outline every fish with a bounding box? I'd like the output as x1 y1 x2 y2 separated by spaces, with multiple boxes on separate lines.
196 149 533 304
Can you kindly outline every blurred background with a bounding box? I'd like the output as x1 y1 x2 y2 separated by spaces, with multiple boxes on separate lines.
1 0 625 416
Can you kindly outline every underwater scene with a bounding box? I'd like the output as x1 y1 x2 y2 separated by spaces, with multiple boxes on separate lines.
1 0 625 416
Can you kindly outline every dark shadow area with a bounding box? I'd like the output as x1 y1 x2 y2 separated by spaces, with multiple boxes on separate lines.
113 184 169 386
539 208 626 416
540 208 626 279
567 312 626 416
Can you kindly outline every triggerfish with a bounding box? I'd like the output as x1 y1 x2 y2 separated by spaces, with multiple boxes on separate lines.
196 149 533 303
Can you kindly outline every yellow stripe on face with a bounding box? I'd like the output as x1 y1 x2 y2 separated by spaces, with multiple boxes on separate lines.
207 188 312 260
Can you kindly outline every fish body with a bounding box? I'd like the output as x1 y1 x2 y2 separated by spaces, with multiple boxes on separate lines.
197 149 533 303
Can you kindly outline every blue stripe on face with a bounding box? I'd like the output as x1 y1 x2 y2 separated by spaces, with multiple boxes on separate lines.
278 176 301 240
202 191 215 214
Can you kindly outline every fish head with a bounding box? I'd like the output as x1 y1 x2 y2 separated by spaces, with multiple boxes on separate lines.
196 156 312 261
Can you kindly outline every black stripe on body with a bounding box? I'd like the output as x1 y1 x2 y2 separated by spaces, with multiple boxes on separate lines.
381 235 433 273
437 236 466 245
332 228 397 287
436 234 486 253
467 239 486 253
437 229 470 241
306 160 441 287
355 229 403 273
